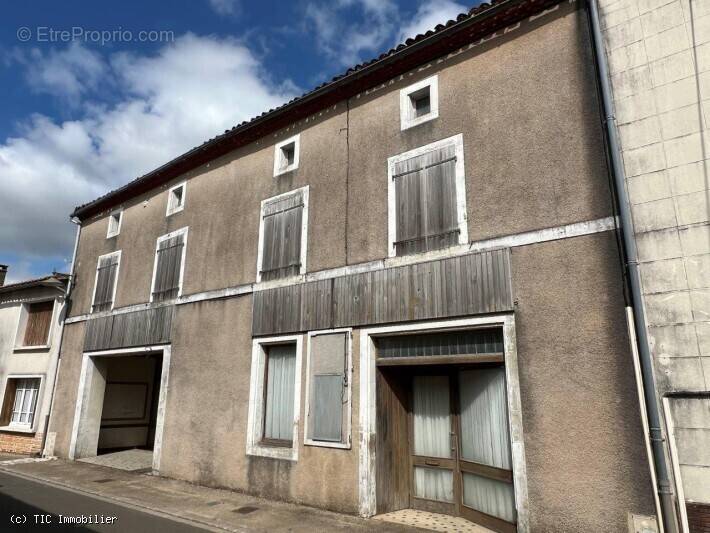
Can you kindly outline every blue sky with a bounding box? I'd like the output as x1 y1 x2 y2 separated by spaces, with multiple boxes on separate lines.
0 0 471 284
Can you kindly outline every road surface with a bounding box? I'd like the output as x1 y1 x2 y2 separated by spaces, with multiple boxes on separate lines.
0 470 211 532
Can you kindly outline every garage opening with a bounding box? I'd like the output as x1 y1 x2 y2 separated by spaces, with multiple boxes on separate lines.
71 349 168 472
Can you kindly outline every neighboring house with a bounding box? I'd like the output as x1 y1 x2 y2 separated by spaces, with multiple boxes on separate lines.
44 1 665 531
597 0 710 530
0 267 68 455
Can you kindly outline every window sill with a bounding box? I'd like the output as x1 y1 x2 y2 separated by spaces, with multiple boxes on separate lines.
273 165 298 177
247 442 298 462
13 345 50 353
304 439 351 450
401 111 438 131
0 425 35 434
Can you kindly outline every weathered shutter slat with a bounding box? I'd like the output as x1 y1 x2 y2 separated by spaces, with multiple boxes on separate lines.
261 191 303 281
393 144 458 255
23 301 54 346
153 235 184 301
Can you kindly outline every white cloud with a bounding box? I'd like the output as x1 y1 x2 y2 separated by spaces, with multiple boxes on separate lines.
11 41 108 102
305 0 399 67
208 0 240 16
0 34 297 278
397 0 467 44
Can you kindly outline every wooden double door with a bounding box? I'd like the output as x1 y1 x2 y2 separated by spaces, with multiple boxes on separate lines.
409 366 517 532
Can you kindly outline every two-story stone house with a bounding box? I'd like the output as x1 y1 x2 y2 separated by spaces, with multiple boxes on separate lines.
46 1 660 531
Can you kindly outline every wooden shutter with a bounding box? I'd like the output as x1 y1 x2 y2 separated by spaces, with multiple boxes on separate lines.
393 143 459 255
261 192 303 281
23 301 54 346
93 254 119 312
0 379 18 425
307 332 348 443
153 233 185 301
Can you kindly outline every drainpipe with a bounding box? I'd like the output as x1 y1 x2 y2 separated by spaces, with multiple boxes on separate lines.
586 1 679 532
41 217 82 457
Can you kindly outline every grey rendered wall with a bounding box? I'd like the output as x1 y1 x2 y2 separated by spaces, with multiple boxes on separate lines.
512 231 655 531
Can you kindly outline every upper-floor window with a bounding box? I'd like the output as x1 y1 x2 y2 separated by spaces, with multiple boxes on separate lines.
273 134 300 177
257 187 309 283
166 181 186 216
400 75 439 130
387 134 468 257
18 301 54 347
151 227 188 302
91 251 121 313
106 209 123 238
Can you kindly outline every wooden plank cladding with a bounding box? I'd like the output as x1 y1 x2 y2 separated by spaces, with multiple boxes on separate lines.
253 248 513 336
84 306 173 352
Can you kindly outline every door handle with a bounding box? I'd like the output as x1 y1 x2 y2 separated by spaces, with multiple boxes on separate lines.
424 459 440 466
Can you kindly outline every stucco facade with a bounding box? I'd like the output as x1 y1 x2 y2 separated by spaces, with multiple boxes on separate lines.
47 3 657 531
0 278 67 455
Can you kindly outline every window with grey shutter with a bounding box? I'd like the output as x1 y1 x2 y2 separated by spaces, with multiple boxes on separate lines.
392 143 459 255
260 191 303 281
92 254 119 312
152 233 185 301
307 332 349 444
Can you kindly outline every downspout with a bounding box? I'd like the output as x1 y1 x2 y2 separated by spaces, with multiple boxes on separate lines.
41 217 82 457
586 1 679 532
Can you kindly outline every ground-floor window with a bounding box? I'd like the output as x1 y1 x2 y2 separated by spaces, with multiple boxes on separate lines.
1 377 41 429
247 335 303 461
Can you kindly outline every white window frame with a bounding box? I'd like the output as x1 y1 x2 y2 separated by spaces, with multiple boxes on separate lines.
166 181 186 216
273 134 300 177
1 374 43 432
106 209 123 238
149 227 188 302
13 299 57 351
256 186 309 284
400 75 439 131
387 133 468 258
90 250 121 313
246 335 304 461
303 328 353 449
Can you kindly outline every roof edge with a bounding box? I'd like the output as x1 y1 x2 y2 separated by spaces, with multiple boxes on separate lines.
72 0 561 221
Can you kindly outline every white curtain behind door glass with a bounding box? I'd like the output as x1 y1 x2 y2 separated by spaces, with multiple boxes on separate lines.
459 368 511 469
264 345 296 441
462 472 516 523
413 375 451 458
414 467 454 502
412 375 453 503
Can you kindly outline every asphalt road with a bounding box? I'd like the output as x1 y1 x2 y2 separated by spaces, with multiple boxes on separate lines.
0 470 210 532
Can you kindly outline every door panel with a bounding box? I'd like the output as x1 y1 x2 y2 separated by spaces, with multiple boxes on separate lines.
414 466 454 502
412 375 452 458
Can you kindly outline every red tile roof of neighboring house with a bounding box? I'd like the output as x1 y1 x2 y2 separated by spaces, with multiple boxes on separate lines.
72 0 562 221
0 273 70 295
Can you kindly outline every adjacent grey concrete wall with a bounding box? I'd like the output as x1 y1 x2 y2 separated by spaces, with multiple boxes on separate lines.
599 0 710 508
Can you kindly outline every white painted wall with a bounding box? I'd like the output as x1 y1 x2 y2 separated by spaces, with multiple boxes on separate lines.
600 0 710 510
0 291 65 438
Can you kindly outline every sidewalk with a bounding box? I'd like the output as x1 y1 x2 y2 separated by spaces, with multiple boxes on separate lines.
0 458 421 532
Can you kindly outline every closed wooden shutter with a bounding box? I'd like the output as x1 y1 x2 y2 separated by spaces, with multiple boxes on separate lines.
153 233 185 301
393 143 459 255
261 192 303 281
307 332 348 443
92 254 119 312
23 301 54 346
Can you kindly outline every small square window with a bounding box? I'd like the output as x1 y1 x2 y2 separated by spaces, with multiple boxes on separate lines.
166 182 186 216
273 134 300 176
411 88 431 118
107 210 122 238
400 75 439 130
